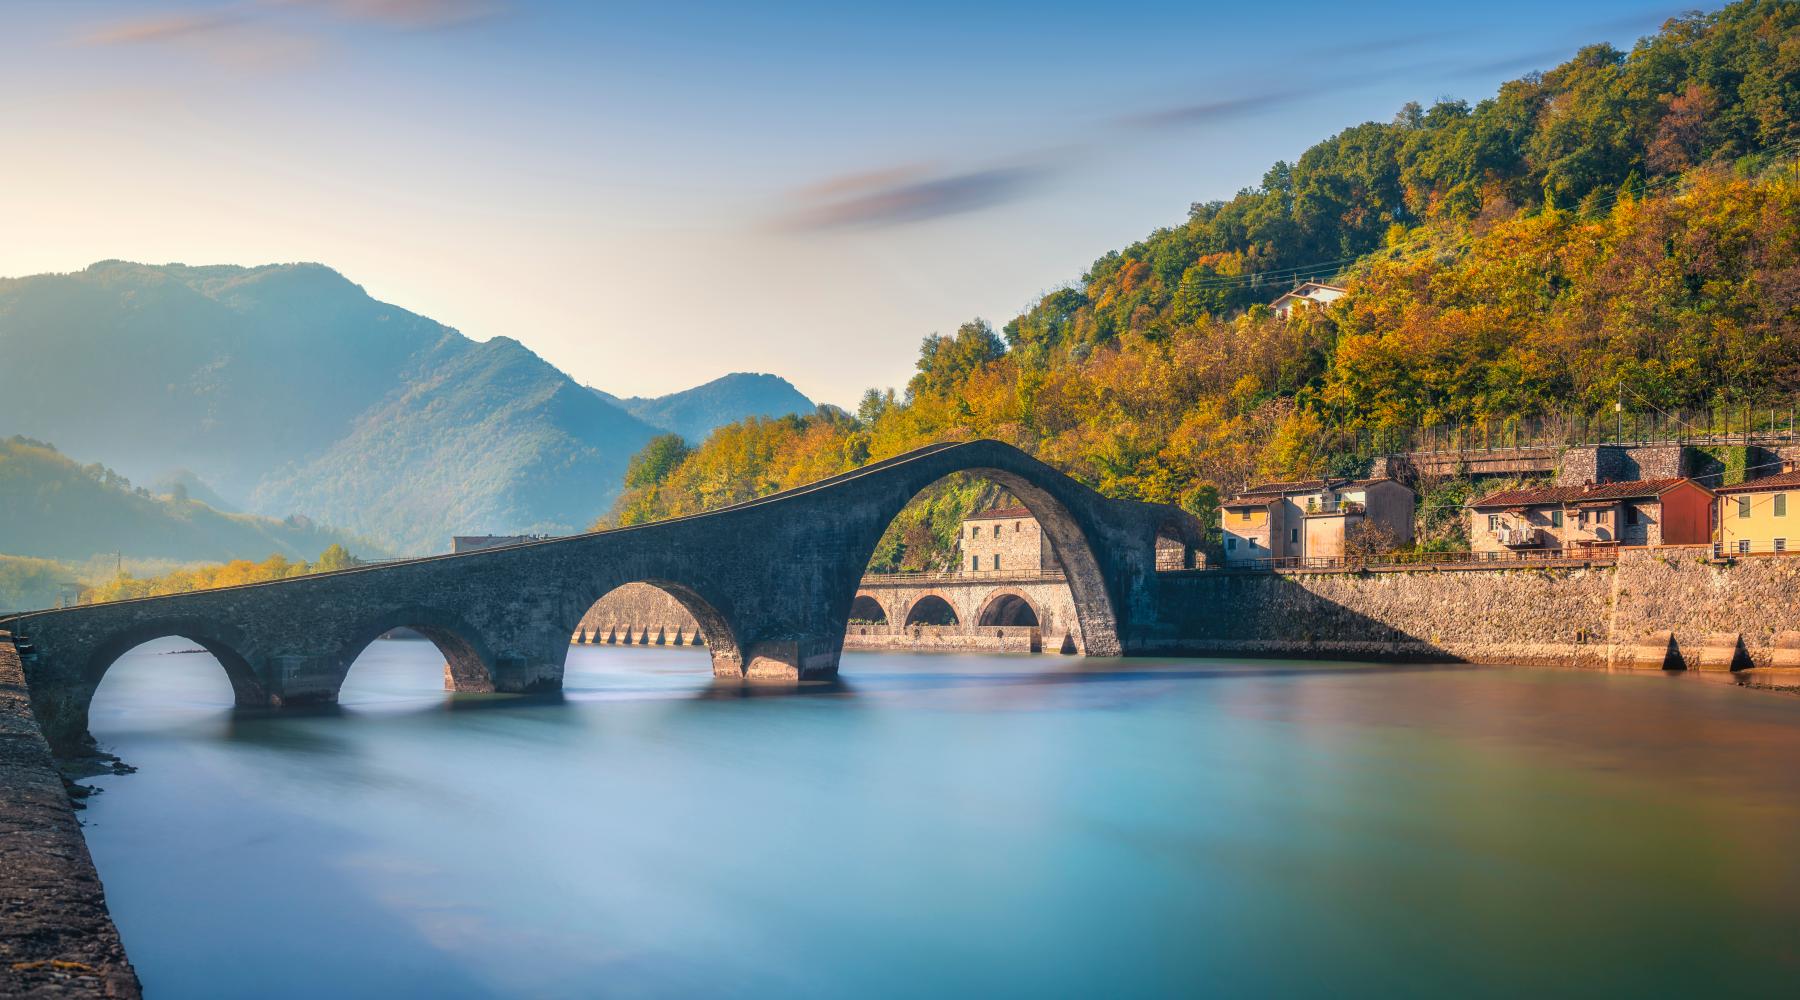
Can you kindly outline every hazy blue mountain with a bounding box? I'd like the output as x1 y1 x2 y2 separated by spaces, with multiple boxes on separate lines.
0 436 363 563
0 261 802 554
605 373 815 441
0 261 451 499
252 335 662 553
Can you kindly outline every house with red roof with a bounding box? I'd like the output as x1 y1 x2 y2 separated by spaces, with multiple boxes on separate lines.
1465 478 1714 555
1221 477 1415 563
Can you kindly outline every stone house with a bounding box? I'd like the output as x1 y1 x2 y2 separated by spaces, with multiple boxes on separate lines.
960 505 1058 574
1716 466 1800 555
1221 478 1416 563
451 534 552 553
1465 479 1714 555
1269 281 1347 318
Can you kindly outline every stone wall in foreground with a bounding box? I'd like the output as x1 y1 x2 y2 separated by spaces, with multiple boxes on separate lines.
0 634 140 998
1150 548 1800 670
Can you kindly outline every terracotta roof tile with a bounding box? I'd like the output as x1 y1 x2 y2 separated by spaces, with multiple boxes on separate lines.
1716 469 1800 493
1236 479 1335 496
1467 478 1704 508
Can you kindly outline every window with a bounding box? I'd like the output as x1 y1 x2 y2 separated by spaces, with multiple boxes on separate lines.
993 554 1001 570
1596 510 1610 525
1625 506 1639 526
1290 528 1299 544
1578 510 1588 526
972 555 980 570
971 526 979 538
1739 540 1751 554
1240 510 1253 521
1228 537 1238 551
1014 521 1021 532
1488 514 1500 531
1740 497 1752 518
1551 510 1563 528
1779 495 1788 517
1778 538 1788 553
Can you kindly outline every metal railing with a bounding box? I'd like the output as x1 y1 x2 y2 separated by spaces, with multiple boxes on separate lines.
1215 548 1618 573
1305 500 1365 515
1355 401 1800 458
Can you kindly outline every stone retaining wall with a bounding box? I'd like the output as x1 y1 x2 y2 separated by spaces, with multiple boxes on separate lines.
843 624 1052 655
1152 548 1800 670
0 634 139 998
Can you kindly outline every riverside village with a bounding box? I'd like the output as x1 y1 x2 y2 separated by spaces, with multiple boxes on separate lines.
7 3 1800 997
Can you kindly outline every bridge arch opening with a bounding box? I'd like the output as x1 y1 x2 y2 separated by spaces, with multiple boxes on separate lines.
336 609 497 705
903 594 960 627
977 592 1040 628
849 594 887 625
845 461 1114 663
566 580 743 680
83 626 264 748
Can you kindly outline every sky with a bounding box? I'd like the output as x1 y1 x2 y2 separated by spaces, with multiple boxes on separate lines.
2 0 1687 407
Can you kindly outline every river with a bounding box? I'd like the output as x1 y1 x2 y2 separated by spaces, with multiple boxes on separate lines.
79 639 1800 997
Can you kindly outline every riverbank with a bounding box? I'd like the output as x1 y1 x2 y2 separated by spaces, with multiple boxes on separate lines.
0 633 139 998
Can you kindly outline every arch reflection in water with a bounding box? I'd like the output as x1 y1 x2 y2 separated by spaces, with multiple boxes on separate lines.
87 636 239 740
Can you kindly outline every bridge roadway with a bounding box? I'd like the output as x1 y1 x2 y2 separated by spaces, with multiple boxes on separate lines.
2 441 1204 754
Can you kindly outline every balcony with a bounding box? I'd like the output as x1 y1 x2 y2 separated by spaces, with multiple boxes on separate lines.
1305 500 1365 516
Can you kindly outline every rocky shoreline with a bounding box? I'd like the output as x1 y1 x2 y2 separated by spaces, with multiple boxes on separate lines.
0 634 139 998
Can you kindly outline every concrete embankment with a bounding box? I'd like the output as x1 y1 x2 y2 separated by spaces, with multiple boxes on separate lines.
0 633 139 998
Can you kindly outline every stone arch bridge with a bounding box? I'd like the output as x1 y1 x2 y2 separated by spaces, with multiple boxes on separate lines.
3 441 1204 753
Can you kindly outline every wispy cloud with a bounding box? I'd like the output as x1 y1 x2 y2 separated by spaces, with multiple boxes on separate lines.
79 9 247 47
75 0 511 66
285 0 510 30
1115 88 1308 131
776 163 1048 232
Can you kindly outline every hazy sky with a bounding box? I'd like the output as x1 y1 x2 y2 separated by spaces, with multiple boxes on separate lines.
4 0 1682 406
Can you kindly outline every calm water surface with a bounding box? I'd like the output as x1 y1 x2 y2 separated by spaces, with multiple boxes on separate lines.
82 640 1800 998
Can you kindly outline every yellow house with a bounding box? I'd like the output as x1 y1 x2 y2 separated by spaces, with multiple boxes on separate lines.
1715 467 1800 555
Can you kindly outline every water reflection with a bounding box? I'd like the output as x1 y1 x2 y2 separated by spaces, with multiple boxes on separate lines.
81 638 1800 998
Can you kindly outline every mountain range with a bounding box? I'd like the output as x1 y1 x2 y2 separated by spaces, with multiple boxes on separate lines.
0 261 812 555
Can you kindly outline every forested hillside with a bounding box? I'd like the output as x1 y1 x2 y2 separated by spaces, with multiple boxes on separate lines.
603 1 1800 569
0 436 362 562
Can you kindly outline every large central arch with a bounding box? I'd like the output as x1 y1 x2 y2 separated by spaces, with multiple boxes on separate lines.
820 453 1125 679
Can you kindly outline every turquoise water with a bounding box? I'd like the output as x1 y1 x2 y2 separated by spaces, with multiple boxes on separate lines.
81 640 1800 998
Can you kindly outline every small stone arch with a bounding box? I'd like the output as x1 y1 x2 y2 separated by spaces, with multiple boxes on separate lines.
1154 510 1206 570
63 618 268 751
850 592 889 625
904 593 960 627
976 590 1041 627
336 605 498 694
566 579 744 677
84 618 265 705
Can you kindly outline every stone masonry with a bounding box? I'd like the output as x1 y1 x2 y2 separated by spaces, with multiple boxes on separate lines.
0 635 140 998
5 441 1206 753
1150 546 1800 671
